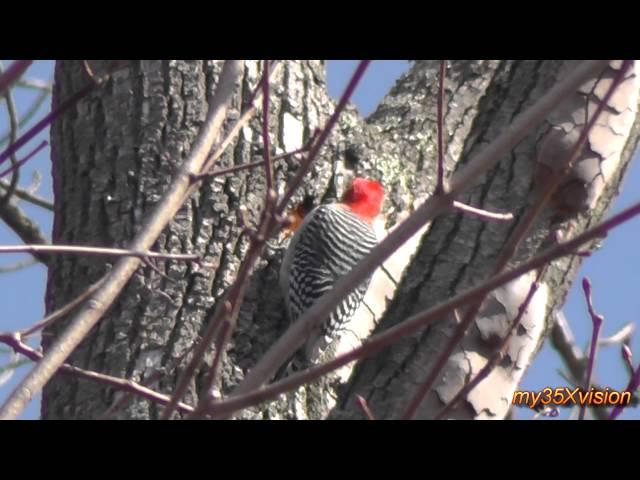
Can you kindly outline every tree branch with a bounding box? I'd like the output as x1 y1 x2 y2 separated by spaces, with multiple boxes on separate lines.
0 60 32 97
0 198 49 264
0 332 193 415
579 277 604 420
0 244 200 262
0 178 53 210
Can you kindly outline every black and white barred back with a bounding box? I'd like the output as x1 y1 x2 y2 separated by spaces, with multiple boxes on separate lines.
277 204 378 378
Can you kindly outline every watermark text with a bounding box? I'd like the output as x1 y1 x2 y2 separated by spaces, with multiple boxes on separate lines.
513 387 632 410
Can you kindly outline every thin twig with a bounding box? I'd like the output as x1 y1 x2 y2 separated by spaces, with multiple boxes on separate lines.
244 60 279 108
14 78 52 91
204 199 640 418
579 277 604 420
82 61 97 82
179 246 267 420
550 312 609 421
355 395 376 420
200 61 284 175
0 178 53 210
21 280 105 338
196 159 265 180
0 140 47 178
0 196 49 264
202 304 235 402
609 361 640 420
0 60 32 97
261 60 274 204
0 244 200 262
0 61 126 168
0 332 193 414
0 89 51 149
0 60 244 420
0 61 21 209
551 311 586 382
192 142 314 182
598 322 634 347
621 344 634 377
0 79 90 165
380 264 398 287
0 258 37 274
435 60 446 194
98 341 200 419
451 200 514 221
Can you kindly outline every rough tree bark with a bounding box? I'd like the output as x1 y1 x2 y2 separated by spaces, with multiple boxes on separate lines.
43 60 640 420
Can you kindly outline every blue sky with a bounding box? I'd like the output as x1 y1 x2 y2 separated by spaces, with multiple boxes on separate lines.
0 60 638 420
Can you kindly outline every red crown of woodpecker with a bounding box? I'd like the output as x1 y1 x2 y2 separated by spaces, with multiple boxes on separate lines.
341 177 385 222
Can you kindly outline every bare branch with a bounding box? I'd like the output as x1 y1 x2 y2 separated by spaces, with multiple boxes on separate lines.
435 60 446 194
0 196 49 264
14 78 52 92
0 140 47 179
451 200 514 221
0 244 200 262
622 344 633 370
99 341 200 419
0 60 32 97
82 60 97 82
261 60 274 204
551 311 587 381
609 361 640 420
0 178 53 210
0 89 50 149
0 61 126 168
579 277 604 420
598 322 634 347
0 332 193 414
0 61 21 209
0 258 37 274
192 137 315 184
21 280 105 338
355 395 376 420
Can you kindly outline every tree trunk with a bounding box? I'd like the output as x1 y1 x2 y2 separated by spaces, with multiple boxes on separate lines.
43 60 640 419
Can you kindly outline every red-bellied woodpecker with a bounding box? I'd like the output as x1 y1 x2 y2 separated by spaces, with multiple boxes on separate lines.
275 177 385 380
